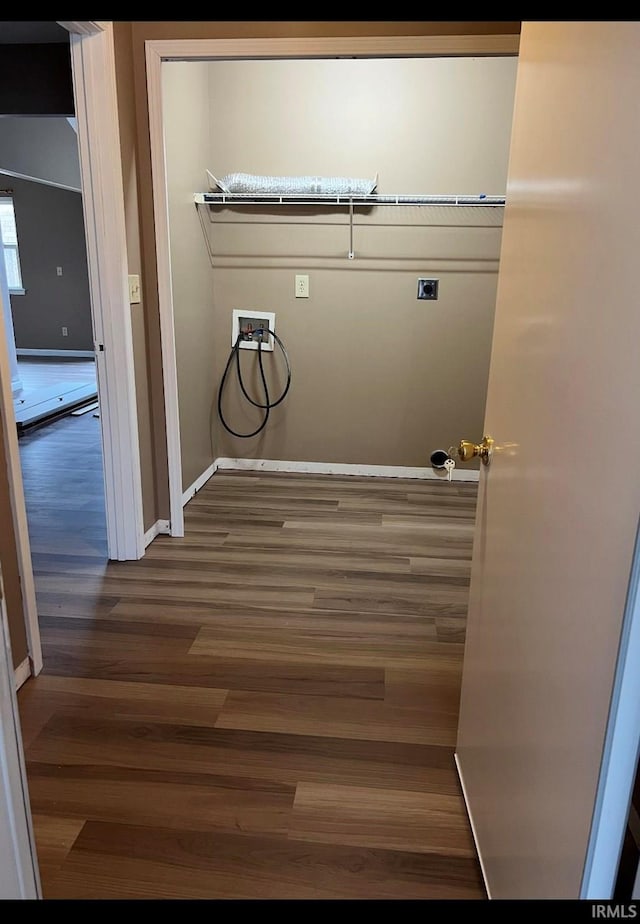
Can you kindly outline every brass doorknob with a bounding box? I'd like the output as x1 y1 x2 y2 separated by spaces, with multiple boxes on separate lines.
457 436 494 466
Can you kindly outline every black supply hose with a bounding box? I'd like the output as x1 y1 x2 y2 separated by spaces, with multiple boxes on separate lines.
217 328 291 438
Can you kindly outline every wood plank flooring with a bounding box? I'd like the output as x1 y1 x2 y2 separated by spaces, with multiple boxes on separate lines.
14 359 98 431
17 435 484 899
18 412 106 559
16 358 97 392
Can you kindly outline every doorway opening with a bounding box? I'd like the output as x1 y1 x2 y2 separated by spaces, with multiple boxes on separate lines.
0 23 106 692
156 50 517 527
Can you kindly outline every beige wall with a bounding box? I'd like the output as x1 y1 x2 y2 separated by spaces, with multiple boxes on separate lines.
163 56 517 483
112 21 520 519
163 63 217 490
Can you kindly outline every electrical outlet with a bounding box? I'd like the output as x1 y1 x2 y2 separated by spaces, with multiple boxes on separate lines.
62 326 68 337
56 266 63 276
295 274 309 298
417 278 439 300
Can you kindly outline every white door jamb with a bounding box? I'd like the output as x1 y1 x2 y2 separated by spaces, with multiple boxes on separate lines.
67 21 145 560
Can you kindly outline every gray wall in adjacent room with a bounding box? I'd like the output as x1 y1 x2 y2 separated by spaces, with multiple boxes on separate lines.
0 117 81 191
7 175 93 351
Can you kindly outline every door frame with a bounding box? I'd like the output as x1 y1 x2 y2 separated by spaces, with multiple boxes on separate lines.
0 285 41 676
581 519 640 897
144 32 520 538
62 21 145 561
0 566 40 898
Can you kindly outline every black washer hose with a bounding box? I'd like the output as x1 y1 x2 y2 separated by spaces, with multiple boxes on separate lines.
217 328 291 438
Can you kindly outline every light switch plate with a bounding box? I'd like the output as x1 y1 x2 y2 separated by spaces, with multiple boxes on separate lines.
128 274 141 304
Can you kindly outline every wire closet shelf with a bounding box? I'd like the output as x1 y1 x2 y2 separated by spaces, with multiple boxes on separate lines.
193 191 506 261
194 192 506 207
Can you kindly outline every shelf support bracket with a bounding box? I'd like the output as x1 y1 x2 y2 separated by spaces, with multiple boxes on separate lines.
348 198 354 260
196 203 216 268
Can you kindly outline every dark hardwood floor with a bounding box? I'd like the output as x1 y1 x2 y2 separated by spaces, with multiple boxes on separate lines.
18 411 106 560
17 416 484 899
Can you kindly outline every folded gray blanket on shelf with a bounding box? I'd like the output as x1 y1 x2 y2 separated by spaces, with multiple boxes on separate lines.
207 170 378 196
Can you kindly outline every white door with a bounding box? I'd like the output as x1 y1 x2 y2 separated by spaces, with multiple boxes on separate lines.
456 21 640 898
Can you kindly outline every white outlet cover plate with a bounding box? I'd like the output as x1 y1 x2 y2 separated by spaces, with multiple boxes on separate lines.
295 274 309 298
232 309 275 351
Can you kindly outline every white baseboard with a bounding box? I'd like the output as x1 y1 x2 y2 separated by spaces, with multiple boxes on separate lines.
14 657 31 691
16 349 95 359
455 752 492 899
182 461 218 506
143 519 171 547
214 457 480 482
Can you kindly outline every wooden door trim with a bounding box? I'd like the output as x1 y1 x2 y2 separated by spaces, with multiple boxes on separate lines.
67 21 145 559
0 574 40 897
